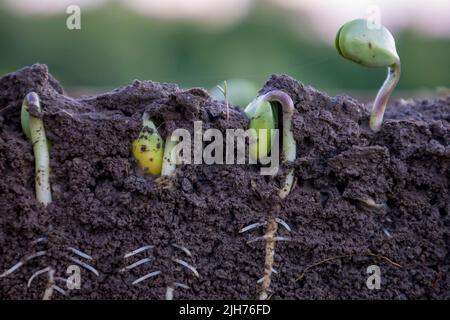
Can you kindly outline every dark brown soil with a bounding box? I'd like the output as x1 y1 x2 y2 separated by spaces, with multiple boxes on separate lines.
0 64 449 299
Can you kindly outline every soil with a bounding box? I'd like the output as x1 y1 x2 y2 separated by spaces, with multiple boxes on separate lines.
0 64 449 300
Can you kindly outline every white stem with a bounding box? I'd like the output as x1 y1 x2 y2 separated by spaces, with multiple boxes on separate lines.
166 286 174 300
25 92 52 206
370 61 401 131
42 268 55 300
161 136 178 176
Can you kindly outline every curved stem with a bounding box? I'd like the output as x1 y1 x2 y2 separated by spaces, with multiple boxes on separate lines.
370 61 401 131
261 91 296 163
24 92 52 206
261 91 297 199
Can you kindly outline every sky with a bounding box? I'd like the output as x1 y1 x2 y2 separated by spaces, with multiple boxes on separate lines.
2 0 450 40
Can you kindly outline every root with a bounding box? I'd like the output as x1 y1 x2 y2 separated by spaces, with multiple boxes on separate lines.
172 244 192 257
67 247 93 260
240 217 293 300
122 244 198 298
1 239 96 299
124 245 154 258
165 282 190 300
27 266 67 300
172 259 200 278
259 219 278 300
275 218 292 232
31 237 47 245
69 257 99 276
120 257 153 272
52 285 67 296
239 222 267 233
122 245 159 285
294 252 402 282
28 266 52 287
132 270 161 285
0 250 47 278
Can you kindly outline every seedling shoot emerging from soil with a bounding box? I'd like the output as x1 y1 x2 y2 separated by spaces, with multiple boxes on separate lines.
132 112 179 178
132 113 165 176
21 92 52 206
242 90 296 298
245 90 296 199
335 19 401 131
216 80 230 120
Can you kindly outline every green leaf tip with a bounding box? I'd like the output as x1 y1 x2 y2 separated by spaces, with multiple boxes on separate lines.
336 19 399 68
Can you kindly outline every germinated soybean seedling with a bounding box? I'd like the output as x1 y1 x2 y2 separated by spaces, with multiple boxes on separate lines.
132 112 178 178
21 92 52 206
243 91 296 299
245 90 296 199
121 243 199 300
7 93 100 299
132 113 165 176
335 19 401 131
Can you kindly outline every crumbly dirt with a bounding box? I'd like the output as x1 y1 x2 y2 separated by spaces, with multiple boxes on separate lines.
0 64 448 299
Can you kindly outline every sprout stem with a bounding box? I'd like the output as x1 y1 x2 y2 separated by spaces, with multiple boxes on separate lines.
335 19 401 131
370 61 401 131
165 283 190 300
261 90 296 199
161 136 178 176
23 92 52 206
166 286 175 300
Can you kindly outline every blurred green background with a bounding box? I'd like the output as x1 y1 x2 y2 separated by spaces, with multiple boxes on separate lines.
0 0 449 102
